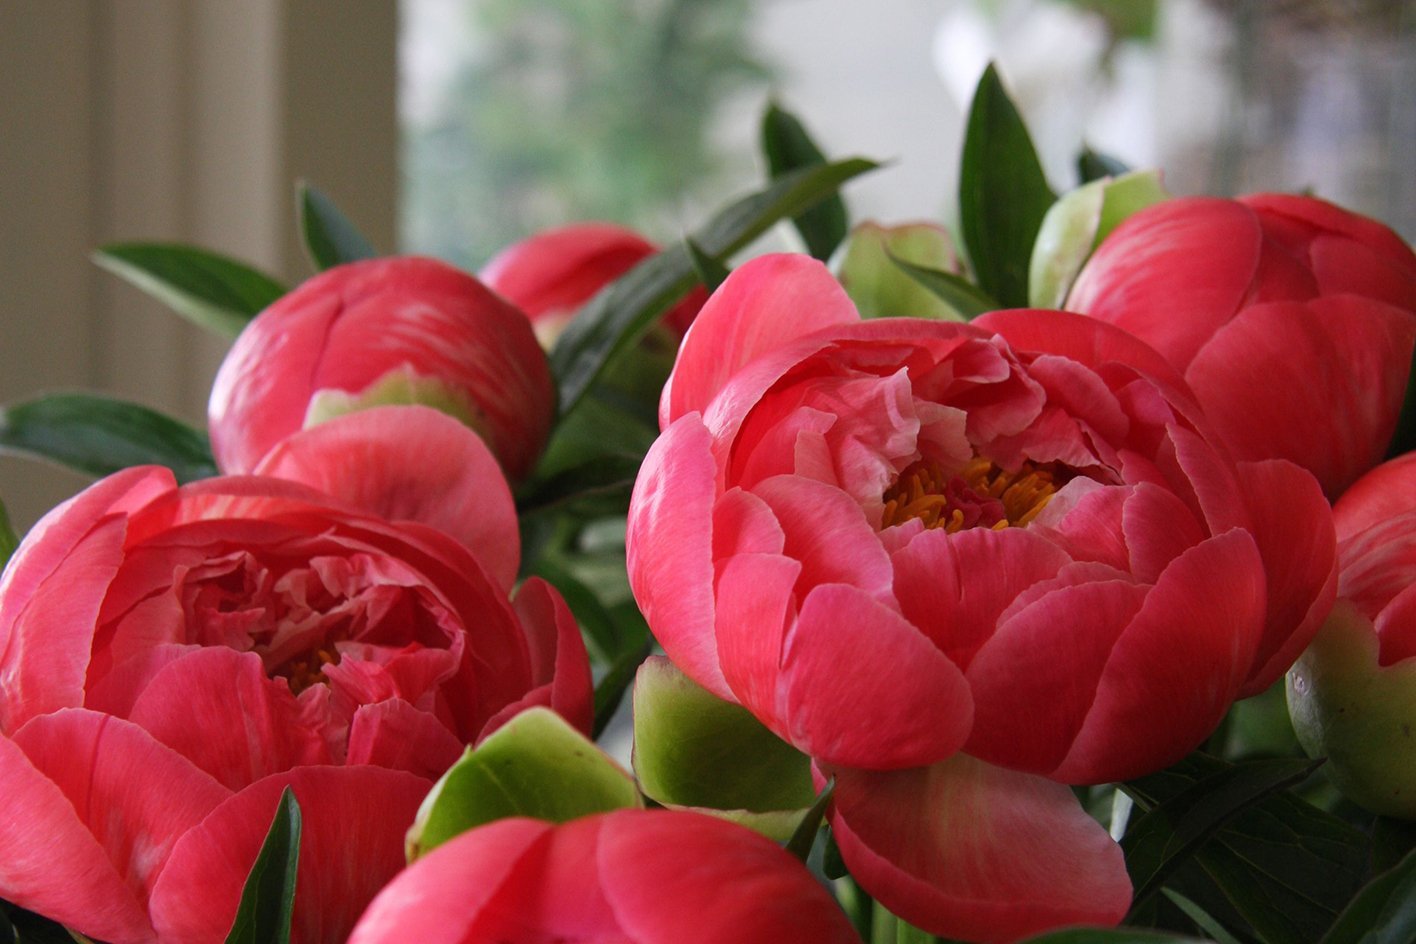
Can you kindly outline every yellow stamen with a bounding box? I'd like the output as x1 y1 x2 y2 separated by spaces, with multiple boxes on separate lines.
881 457 1061 532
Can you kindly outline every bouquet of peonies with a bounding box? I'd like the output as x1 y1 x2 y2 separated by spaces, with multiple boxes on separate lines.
1 66 1413 944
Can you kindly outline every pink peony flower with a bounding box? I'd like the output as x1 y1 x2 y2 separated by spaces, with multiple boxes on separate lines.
209 255 555 482
0 408 591 943
481 221 708 346
1287 452 1416 818
1066 193 1416 498
628 254 1337 941
347 810 862 944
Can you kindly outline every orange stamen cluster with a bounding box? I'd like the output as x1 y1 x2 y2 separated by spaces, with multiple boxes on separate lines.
880 456 1061 532
277 645 341 694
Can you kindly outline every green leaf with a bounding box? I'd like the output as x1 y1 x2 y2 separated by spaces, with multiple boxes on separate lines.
1385 341 1416 459
1126 753 1370 944
592 633 653 740
530 557 627 663
406 707 641 860
633 656 813 840
1122 756 1320 910
297 181 377 271
1022 930 1207 943
93 243 285 338
685 238 730 293
224 787 300 944
783 777 834 862
1321 844 1416 944
760 101 849 260
887 251 999 319
516 454 642 523
958 63 1057 307
0 393 217 483
837 222 966 321
1077 146 1132 184
0 499 17 572
549 157 877 417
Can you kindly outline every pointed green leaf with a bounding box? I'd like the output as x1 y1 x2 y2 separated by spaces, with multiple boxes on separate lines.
1385 342 1416 459
958 63 1057 307
784 778 834 862
297 181 377 271
93 243 285 337
1321 844 1416 944
406 707 641 861
224 787 300 944
685 238 730 293
1078 146 1132 184
1121 756 1320 911
886 251 998 320
0 499 17 572
760 101 849 260
549 157 877 416
1125 753 1370 944
633 657 813 841
0 393 217 483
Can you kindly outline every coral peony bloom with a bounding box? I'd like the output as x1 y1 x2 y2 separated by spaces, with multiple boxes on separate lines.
1287 452 1416 819
209 255 555 482
481 222 707 347
347 810 862 944
1066 193 1416 498
0 411 591 943
629 254 1336 941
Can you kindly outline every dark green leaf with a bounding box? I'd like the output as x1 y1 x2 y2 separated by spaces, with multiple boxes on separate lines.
0 393 217 483
1385 341 1416 459
1077 146 1132 184
1126 753 1370 944
958 64 1057 306
531 557 631 663
886 250 1000 319
1122 757 1320 910
224 787 300 944
760 102 849 260
593 634 653 739
1022 930 1207 943
685 239 730 293
93 243 285 337
1321 845 1416 944
784 778 834 862
0 499 17 572
297 181 377 271
516 454 642 522
549 157 877 416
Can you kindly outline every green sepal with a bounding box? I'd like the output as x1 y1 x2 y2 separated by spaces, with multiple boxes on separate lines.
0 392 217 483
224 787 301 944
297 181 377 271
760 101 849 260
549 157 877 418
632 657 814 842
958 63 1057 307
835 222 966 321
93 243 285 338
1029 170 1168 309
405 707 641 861
886 251 999 320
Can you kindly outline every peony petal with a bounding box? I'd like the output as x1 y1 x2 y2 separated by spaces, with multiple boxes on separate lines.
714 552 801 731
1122 481 1208 582
347 698 466 780
482 222 656 318
12 710 231 919
1233 459 1337 694
627 413 732 699
253 406 521 591
965 578 1148 775
125 648 335 790
598 810 861 944
779 583 973 770
1055 529 1266 783
828 754 1131 944
348 818 554 943
149 765 431 944
0 733 157 944
662 254 859 426
751 474 894 599
1332 452 1416 542
496 576 594 737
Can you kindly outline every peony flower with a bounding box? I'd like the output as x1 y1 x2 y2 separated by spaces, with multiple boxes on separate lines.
1287 452 1416 819
0 408 591 943
628 254 1336 941
209 255 555 482
1066 193 1416 498
347 809 862 944
481 221 708 347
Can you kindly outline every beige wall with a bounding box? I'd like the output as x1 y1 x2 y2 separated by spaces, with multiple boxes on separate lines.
0 0 398 531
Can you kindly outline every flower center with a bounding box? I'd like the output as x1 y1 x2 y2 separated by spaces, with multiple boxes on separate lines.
880 457 1060 532
272 644 342 694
